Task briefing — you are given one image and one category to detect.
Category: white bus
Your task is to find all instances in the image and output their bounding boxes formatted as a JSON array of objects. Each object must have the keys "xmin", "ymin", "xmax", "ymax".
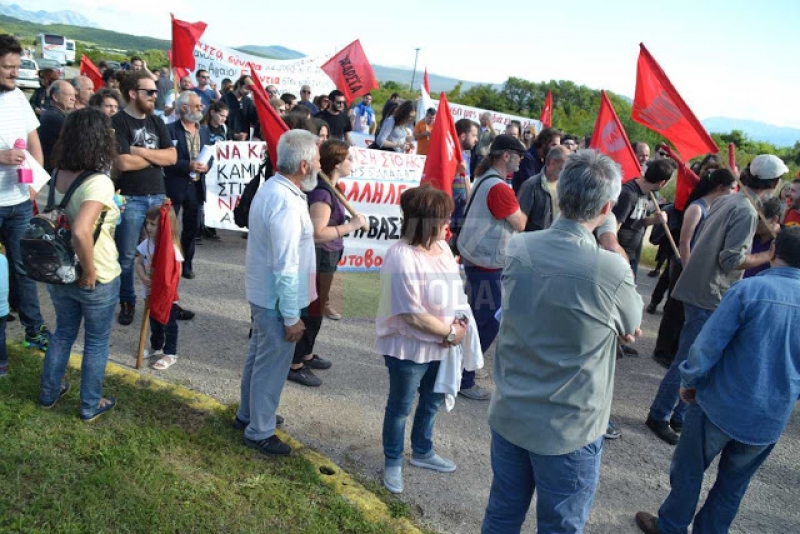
[
  {"xmin": 35, "ymin": 33, "xmax": 67, "ymax": 65},
  {"xmin": 65, "ymin": 39, "xmax": 76, "ymax": 65}
]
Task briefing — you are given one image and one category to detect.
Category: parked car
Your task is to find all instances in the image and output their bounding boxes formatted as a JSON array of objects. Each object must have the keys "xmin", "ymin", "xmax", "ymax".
[
  {"xmin": 35, "ymin": 58, "xmax": 65, "ymax": 79},
  {"xmin": 16, "ymin": 58, "xmax": 39, "ymax": 90},
  {"xmin": 103, "ymin": 60, "xmax": 122, "ymax": 71}
]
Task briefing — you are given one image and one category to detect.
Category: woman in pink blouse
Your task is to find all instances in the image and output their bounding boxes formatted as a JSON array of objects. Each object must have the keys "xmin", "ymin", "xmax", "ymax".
[{"xmin": 376, "ymin": 185, "xmax": 469, "ymax": 494}]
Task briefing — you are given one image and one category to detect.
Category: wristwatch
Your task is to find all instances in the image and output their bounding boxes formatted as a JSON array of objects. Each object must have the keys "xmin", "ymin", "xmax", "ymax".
[{"xmin": 445, "ymin": 325, "xmax": 456, "ymax": 344}]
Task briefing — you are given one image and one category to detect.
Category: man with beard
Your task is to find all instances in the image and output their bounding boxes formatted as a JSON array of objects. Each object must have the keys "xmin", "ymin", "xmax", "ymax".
[
  {"xmin": 165, "ymin": 92, "xmax": 212, "ymax": 280},
  {"xmin": 191, "ymin": 69, "xmax": 220, "ymax": 109},
  {"xmin": 112, "ymin": 70, "xmax": 177, "ymax": 326},
  {"xmin": 71, "ymin": 75, "xmax": 95, "ymax": 110},
  {"xmin": 39, "ymin": 80, "xmax": 76, "ymax": 173},
  {"xmin": 221, "ymin": 75, "xmax": 258, "ymax": 141},
  {"xmin": 234, "ymin": 130, "xmax": 320, "ymax": 456},
  {"xmin": 316, "ymin": 90, "xmax": 352, "ymax": 144},
  {"xmin": 0, "ymin": 34, "xmax": 51, "ymax": 352},
  {"xmin": 450, "ymin": 118, "xmax": 478, "ymax": 234}
]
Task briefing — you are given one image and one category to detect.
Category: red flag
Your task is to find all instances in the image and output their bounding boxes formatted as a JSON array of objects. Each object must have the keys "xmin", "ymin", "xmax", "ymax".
[
  {"xmin": 423, "ymin": 68, "xmax": 430, "ymax": 93},
  {"xmin": 167, "ymin": 51, "xmax": 190, "ymax": 80},
  {"xmin": 150, "ymin": 202, "xmax": 181, "ymax": 325},
  {"xmin": 657, "ymin": 143, "xmax": 699, "ymax": 211},
  {"xmin": 247, "ymin": 62, "xmax": 289, "ymax": 166},
  {"xmin": 539, "ymin": 91, "xmax": 552, "ymax": 128},
  {"xmin": 79, "ymin": 55, "xmax": 103, "ymax": 91},
  {"xmin": 589, "ymin": 91, "xmax": 642, "ymax": 183},
  {"xmin": 170, "ymin": 14, "xmax": 207, "ymax": 71},
  {"xmin": 420, "ymin": 93, "xmax": 463, "ymax": 197},
  {"xmin": 728, "ymin": 143, "xmax": 739, "ymax": 175},
  {"xmin": 632, "ymin": 43, "xmax": 718, "ymax": 160},
  {"xmin": 320, "ymin": 40, "xmax": 379, "ymax": 103}
]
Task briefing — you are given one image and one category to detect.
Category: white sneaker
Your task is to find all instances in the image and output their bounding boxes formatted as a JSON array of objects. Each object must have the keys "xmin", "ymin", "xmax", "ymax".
[
  {"xmin": 410, "ymin": 453, "xmax": 457, "ymax": 473},
  {"xmin": 144, "ymin": 348, "xmax": 164, "ymax": 361},
  {"xmin": 383, "ymin": 465, "xmax": 403, "ymax": 494}
]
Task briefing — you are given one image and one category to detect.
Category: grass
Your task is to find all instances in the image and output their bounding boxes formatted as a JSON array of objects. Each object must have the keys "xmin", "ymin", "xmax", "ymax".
[{"xmin": 0, "ymin": 345, "xmax": 409, "ymax": 534}]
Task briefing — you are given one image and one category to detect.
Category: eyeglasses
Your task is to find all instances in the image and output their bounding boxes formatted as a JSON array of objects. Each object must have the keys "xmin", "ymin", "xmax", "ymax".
[{"xmin": 136, "ymin": 89, "xmax": 158, "ymax": 97}]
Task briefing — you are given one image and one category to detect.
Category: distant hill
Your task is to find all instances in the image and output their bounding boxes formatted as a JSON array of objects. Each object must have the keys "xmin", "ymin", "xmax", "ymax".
[
  {"xmin": 237, "ymin": 45, "xmax": 304, "ymax": 60},
  {"xmin": 0, "ymin": 3, "xmax": 98, "ymax": 28},
  {"xmin": 702, "ymin": 117, "xmax": 800, "ymax": 148}
]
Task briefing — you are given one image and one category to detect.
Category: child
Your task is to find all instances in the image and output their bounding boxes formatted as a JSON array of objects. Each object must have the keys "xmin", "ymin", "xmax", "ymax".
[
  {"xmin": 0, "ymin": 246, "xmax": 8, "ymax": 378},
  {"xmin": 135, "ymin": 206, "xmax": 183, "ymax": 370}
]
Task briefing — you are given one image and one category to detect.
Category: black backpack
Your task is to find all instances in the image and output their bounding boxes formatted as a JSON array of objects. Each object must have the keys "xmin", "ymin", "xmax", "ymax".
[
  {"xmin": 233, "ymin": 153, "xmax": 271, "ymax": 228},
  {"xmin": 21, "ymin": 170, "xmax": 106, "ymax": 284}
]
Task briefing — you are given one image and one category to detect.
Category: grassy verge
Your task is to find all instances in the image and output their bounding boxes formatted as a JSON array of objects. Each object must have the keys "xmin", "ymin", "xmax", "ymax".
[{"xmin": 0, "ymin": 345, "xmax": 408, "ymax": 534}]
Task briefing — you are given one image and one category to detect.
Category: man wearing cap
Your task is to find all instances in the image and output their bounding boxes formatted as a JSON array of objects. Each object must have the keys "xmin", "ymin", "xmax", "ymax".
[
  {"xmin": 413, "ymin": 107, "xmax": 436, "ymax": 155},
  {"xmin": 644, "ymin": 154, "xmax": 787, "ymax": 446},
  {"xmin": 456, "ymin": 134, "xmax": 528, "ymax": 401}
]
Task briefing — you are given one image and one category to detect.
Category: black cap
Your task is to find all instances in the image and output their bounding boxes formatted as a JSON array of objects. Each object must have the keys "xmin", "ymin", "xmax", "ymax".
[{"xmin": 490, "ymin": 134, "xmax": 526, "ymax": 154}]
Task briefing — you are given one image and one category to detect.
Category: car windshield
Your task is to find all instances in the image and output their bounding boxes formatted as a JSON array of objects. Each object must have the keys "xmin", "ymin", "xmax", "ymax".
[
  {"xmin": 21, "ymin": 60, "xmax": 36, "ymax": 69},
  {"xmin": 37, "ymin": 60, "xmax": 58, "ymax": 68}
]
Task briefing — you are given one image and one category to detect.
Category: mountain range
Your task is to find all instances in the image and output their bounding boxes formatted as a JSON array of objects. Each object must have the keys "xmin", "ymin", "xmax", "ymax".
[{"xmin": 0, "ymin": 3, "xmax": 97, "ymax": 28}]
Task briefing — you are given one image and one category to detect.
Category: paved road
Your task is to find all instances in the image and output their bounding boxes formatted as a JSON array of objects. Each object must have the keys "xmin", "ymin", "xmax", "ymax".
[{"xmin": 12, "ymin": 230, "xmax": 800, "ymax": 533}]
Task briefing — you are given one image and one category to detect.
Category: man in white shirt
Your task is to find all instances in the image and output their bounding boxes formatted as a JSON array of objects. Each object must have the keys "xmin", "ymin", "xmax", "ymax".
[
  {"xmin": 0, "ymin": 34, "xmax": 51, "ymax": 351},
  {"xmin": 235, "ymin": 130, "xmax": 320, "ymax": 456}
]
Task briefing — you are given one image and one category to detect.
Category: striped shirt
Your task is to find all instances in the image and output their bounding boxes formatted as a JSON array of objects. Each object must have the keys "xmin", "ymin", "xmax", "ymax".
[{"xmin": 0, "ymin": 88, "xmax": 39, "ymax": 206}]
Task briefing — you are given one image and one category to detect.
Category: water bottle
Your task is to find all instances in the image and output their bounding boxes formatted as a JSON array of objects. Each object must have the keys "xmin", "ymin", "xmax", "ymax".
[{"xmin": 14, "ymin": 139, "xmax": 32, "ymax": 184}]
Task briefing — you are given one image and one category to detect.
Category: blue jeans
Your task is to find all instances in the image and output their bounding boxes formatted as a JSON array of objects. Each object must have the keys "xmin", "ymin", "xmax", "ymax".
[
  {"xmin": 237, "ymin": 304, "xmax": 295, "ymax": 441},
  {"xmin": 482, "ymin": 430, "xmax": 604, "ymax": 534},
  {"xmin": 115, "ymin": 194, "xmax": 166, "ymax": 304},
  {"xmin": 382, "ymin": 355, "xmax": 445, "ymax": 468},
  {"xmin": 0, "ymin": 316, "xmax": 7, "ymax": 370},
  {"xmin": 657, "ymin": 404, "xmax": 775, "ymax": 534},
  {"xmin": 39, "ymin": 277, "xmax": 120, "ymax": 418},
  {"xmin": 0, "ymin": 199, "xmax": 45, "ymax": 336},
  {"xmin": 649, "ymin": 303, "xmax": 713, "ymax": 424},
  {"xmin": 462, "ymin": 266, "xmax": 502, "ymax": 390}
]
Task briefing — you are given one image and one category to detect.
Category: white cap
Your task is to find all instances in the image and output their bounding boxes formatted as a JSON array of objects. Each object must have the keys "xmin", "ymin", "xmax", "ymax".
[{"xmin": 750, "ymin": 154, "xmax": 788, "ymax": 180}]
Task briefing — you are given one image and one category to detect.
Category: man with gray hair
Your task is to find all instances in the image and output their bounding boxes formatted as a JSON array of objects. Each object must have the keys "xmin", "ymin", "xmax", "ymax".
[
  {"xmin": 70, "ymin": 75, "xmax": 94, "ymax": 110},
  {"xmin": 472, "ymin": 111, "xmax": 497, "ymax": 176},
  {"xmin": 234, "ymin": 129, "xmax": 320, "ymax": 456},
  {"xmin": 482, "ymin": 149, "xmax": 643, "ymax": 533},
  {"xmin": 39, "ymin": 80, "xmax": 76, "ymax": 173},
  {"xmin": 517, "ymin": 144, "xmax": 569, "ymax": 232}
]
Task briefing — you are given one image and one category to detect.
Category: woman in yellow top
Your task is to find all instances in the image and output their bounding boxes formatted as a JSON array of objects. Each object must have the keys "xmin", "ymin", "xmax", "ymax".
[{"xmin": 39, "ymin": 108, "xmax": 122, "ymax": 422}]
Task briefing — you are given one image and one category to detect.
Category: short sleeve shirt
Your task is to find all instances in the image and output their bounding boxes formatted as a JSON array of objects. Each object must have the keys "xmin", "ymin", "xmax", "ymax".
[
  {"xmin": 612, "ymin": 180, "xmax": 649, "ymax": 254},
  {"xmin": 487, "ymin": 183, "xmax": 520, "ymax": 220},
  {"xmin": 112, "ymin": 110, "xmax": 173, "ymax": 196},
  {"xmin": 306, "ymin": 184, "xmax": 346, "ymax": 253},
  {"xmin": 0, "ymin": 88, "xmax": 40, "ymax": 207},
  {"xmin": 317, "ymin": 110, "xmax": 351, "ymax": 141}
]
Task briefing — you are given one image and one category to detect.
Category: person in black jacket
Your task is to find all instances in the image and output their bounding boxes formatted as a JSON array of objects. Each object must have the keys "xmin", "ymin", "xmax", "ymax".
[
  {"xmin": 220, "ymin": 75, "xmax": 258, "ymax": 141},
  {"xmin": 517, "ymin": 145, "xmax": 569, "ymax": 232},
  {"xmin": 38, "ymin": 80, "xmax": 76, "ymax": 173}
]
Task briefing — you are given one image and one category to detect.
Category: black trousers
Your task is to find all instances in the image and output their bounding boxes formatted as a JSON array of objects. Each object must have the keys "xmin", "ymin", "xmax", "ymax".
[
  {"xmin": 151, "ymin": 303, "xmax": 179, "ymax": 355},
  {"xmin": 293, "ymin": 247, "xmax": 343, "ymax": 364},
  {"xmin": 165, "ymin": 178, "xmax": 199, "ymax": 272},
  {"xmin": 653, "ymin": 259, "xmax": 684, "ymax": 360}
]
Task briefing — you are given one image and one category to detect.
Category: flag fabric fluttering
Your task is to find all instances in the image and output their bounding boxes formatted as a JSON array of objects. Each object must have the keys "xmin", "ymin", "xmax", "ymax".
[
  {"xmin": 320, "ymin": 39, "xmax": 379, "ymax": 104},
  {"xmin": 589, "ymin": 91, "xmax": 642, "ymax": 183},
  {"xmin": 420, "ymin": 93, "xmax": 463, "ymax": 197},
  {"xmin": 170, "ymin": 14, "xmax": 207, "ymax": 71},
  {"xmin": 79, "ymin": 55, "xmax": 103, "ymax": 92},
  {"xmin": 167, "ymin": 51, "xmax": 190, "ymax": 81},
  {"xmin": 423, "ymin": 68, "xmax": 431, "ymax": 94},
  {"xmin": 539, "ymin": 91, "xmax": 553, "ymax": 128},
  {"xmin": 632, "ymin": 43, "xmax": 717, "ymax": 160},
  {"xmin": 658, "ymin": 143, "xmax": 699, "ymax": 211},
  {"xmin": 149, "ymin": 202, "xmax": 181, "ymax": 325},
  {"xmin": 247, "ymin": 62, "xmax": 289, "ymax": 166}
]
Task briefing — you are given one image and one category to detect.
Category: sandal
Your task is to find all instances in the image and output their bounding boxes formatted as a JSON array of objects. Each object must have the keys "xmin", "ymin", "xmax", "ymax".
[{"xmin": 152, "ymin": 355, "xmax": 178, "ymax": 370}]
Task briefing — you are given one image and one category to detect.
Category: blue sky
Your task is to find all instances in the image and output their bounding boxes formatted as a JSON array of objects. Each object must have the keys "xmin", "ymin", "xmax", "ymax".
[{"xmin": 30, "ymin": 0, "xmax": 800, "ymax": 128}]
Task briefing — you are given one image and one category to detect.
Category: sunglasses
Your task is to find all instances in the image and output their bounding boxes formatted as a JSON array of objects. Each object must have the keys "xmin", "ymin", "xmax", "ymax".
[
  {"xmin": 334, "ymin": 100, "xmax": 346, "ymax": 105},
  {"xmin": 136, "ymin": 89, "xmax": 158, "ymax": 97}
]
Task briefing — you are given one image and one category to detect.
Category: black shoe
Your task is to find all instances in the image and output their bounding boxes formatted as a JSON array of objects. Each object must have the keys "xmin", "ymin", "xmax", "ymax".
[
  {"xmin": 118, "ymin": 302, "xmax": 135, "ymax": 326},
  {"xmin": 305, "ymin": 354, "xmax": 332, "ymax": 370},
  {"xmin": 635, "ymin": 511, "xmax": 660, "ymax": 534},
  {"xmin": 645, "ymin": 416, "xmax": 679, "ymax": 445},
  {"xmin": 175, "ymin": 305, "xmax": 195, "ymax": 321},
  {"xmin": 182, "ymin": 270, "xmax": 196, "ymax": 280},
  {"xmin": 620, "ymin": 345, "xmax": 639, "ymax": 357},
  {"xmin": 243, "ymin": 435, "xmax": 291, "ymax": 456},
  {"xmin": 3, "ymin": 314, "xmax": 15, "ymax": 322},
  {"xmin": 652, "ymin": 354, "xmax": 673, "ymax": 369},
  {"xmin": 288, "ymin": 366, "xmax": 322, "ymax": 387},
  {"xmin": 233, "ymin": 415, "xmax": 284, "ymax": 430},
  {"xmin": 646, "ymin": 302, "xmax": 658, "ymax": 314},
  {"xmin": 647, "ymin": 269, "xmax": 661, "ymax": 278},
  {"xmin": 669, "ymin": 417, "xmax": 683, "ymax": 434}
]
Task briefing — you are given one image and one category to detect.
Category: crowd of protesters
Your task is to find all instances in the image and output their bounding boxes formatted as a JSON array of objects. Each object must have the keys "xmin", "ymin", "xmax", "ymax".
[{"xmin": 3, "ymin": 33, "xmax": 800, "ymax": 533}]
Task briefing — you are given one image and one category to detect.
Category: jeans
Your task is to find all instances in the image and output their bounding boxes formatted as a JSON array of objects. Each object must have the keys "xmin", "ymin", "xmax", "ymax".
[
  {"xmin": 649, "ymin": 303, "xmax": 713, "ymax": 424},
  {"xmin": 462, "ymin": 266, "xmax": 502, "ymax": 390},
  {"xmin": 0, "ymin": 199, "xmax": 45, "ymax": 336},
  {"xmin": 0, "ymin": 316, "xmax": 7, "ymax": 370},
  {"xmin": 39, "ymin": 277, "xmax": 120, "ymax": 418},
  {"xmin": 165, "ymin": 179, "xmax": 198, "ymax": 273},
  {"xmin": 237, "ymin": 303, "xmax": 295, "ymax": 441},
  {"xmin": 293, "ymin": 248, "xmax": 342, "ymax": 363},
  {"xmin": 482, "ymin": 430, "xmax": 604, "ymax": 534},
  {"xmin": 150, "ymin": 303, "xmax": 179, "ymax": 355},
  {"xmin": 657, "ymin": 404, "xmax": 775, "ymax": 534},
  {"xmin": 382, "ymin": 355, "xmax": 445, "ymax": 468},
  {"xmin": 115, "ymin": 194, "xmax": 166, "ymax": 305}
]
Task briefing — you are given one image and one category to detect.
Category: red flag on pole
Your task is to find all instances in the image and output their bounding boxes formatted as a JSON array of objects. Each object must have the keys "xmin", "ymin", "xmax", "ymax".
[
  {"xmin": 320, "ymin": 40, "xmax": 379, "ymax": 104},
  {"xmin": 420, "ymin": 93, "xmax": 463, "ymax": 197},
  {"xmin": 247, "ymin": 62, "xmax": 289, "ymax": 166},
  {"xmin": 79, "ymin": 55, "xmax": 103, "ymax": 91},
  {"xmin": 167, "ymin": 51, "xmax": 190, "ymax": 80},
  {"xmin": 657, "ymin": 143, "xmax": 699, "ymax": 211},
  {"xmin": 539, "ymin": 91, "xmax": 553, "ymax": 128},
  {"xmin": 423, "ymin": 68, "xmax": 430, "ymax": 94},
  {"xmin": 150, "ymin": 202, "xmax": 181, "ymax": 325},
  {"xmin": 170, "ymin": 14, "xmax": 207, "ymax": 71},
  {"xmin": 632, "ymin": 43, "xmax": 718, "ymax": 160},
  {"xmin": 728, "ymin": 143, "xmax": 739, "ymax": 175},
  {"xmin": 589, "ymin": 91, "xmax": 642, "ymax": 183}
]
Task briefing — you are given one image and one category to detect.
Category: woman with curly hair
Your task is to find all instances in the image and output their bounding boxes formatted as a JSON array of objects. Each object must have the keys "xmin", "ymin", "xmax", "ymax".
[{"xmin": 375, "ymin": 100, "xmax": 416, "ymax": 153}]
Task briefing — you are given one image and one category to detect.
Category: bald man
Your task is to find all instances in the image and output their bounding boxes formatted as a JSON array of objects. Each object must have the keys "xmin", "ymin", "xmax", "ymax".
[
  {"xmin": 40, "ymin": 80, "xmax": 76, "ymax": 172},
  {"xmin": 71, "ymin": 75, "xmax": 95, "ymax": 110}
]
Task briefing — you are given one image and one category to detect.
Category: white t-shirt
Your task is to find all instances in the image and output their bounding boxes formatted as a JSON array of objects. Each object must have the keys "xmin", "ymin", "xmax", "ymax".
[
  {"xmin": 136, "ymin": 237, "xmax": 184, "ymax": 300},
  {"xmin": 162, "ymin": 92, "xmax": 178, "ymax": 124},
  {"xmin": 0, "ymin": 88, "xmax": 40, "ymax": 207}
]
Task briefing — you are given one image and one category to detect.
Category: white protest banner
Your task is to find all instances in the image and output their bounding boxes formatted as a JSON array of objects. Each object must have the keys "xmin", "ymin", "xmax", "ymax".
[
  {"xmin": 192, "ymin": 40, "xmax": 335, "ymax": 98},
  {"xmin": 426, "ymin": 96, "xmax": 542, "ymax": 134},
  {"xmin": 204, "ymin": 141, "xmax": 267, "ymax": 231}
]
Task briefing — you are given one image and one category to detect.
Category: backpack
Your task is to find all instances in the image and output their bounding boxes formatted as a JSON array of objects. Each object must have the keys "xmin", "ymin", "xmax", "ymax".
[
  {"xmin": 21, "ymin": 170, "xmax": 106, "ymax": 285},
  {"xmin": 233, "ymin": 155, "xmax": 271, "ymax": 228}
]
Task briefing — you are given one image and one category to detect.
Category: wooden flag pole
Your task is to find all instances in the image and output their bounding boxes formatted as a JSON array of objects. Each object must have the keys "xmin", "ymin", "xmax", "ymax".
[
  {"xmin": 319, "ymin": 171, "xmax": 369, "ymax": 231},
  {"xmin": 648, "ymin": 192, "xmax": 681, "ymax": 260},
  {"xmin": 136, "ymin": 296, "xmax": 150, "ymax": 370},
  {"xmin": 733, "ymin": 177, "xmax": 777, "ymax": 240}
]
